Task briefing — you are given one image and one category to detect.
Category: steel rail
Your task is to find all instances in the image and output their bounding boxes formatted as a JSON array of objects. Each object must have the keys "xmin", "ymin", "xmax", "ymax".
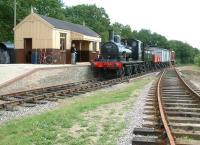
[
  {"xmin": 156, "ymin": 69, "xmax": 176, "ymax": 145},
  {"xmin": 133, "ymin": 67, "xmax": 200, "ymax": 145},
  {"xmin": 175, "ymin": 68, "xmax": 200, "ymax": 99}
]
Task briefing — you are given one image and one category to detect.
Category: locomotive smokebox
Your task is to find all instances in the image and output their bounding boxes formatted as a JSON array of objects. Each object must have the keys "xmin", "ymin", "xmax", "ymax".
[{"xmin": 109, "ymin": 30, "xmax": 114, "ymax": 42}]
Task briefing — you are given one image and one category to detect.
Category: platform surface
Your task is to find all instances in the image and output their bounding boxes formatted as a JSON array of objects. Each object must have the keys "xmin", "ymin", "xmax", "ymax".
[{"xmin": 0, "ymin": 63, "xmax": 90, "ymax": 85}]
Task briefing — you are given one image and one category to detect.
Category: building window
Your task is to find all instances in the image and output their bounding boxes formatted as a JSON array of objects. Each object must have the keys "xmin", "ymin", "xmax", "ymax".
[
  {"xmin": 60, "ymin": 33, "xmax": 66, "ymax": 50},
  {"xmin": 93, "ymin": 42, "xmax": 97, "ymax": 52}
]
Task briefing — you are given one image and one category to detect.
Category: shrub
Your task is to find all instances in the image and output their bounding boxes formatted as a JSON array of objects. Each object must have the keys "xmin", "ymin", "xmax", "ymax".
[{"xmin": 194, "ymin": 55, "xmax": 200, "ymax": 66}]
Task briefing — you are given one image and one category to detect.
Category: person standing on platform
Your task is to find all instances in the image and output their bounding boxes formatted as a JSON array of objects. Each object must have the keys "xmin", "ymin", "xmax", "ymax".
[{"xmin": 71, "ymin": 43, "xmax": 77, "ymax": 64}]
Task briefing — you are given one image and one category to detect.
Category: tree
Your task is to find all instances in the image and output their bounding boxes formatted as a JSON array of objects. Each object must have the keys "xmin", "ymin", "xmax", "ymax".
[
  {"xmin": 0, "ymin": 0, "xmax": 15, "ymax": 41},
  {"xmin": 64, "ymin": 4, "xmax": 110, "ymax": 41},
  {"xmin": 111, "ymin": 22, "xmax": 123, "ymax": 35},
  {"xmin": 194, "ymin": 54, "xmax": 200, "ymax": 66},
  {"xmin": 34, "ymin": 0, "xmax": 65, "ymax": 20},
  {"xmin": 168, "ymin": 40, "xmax": 198, "ymax": 64},
  {"xmin": 151, "ymin": 32, "xmax": 168, "ymax": 48},
  {"xmin": 111, "ymin": 22, "xmax": 132, "ymax": 39},
  {"xmin": 0, "ymin": 0, "xmax": 65, "ymax": 42}
]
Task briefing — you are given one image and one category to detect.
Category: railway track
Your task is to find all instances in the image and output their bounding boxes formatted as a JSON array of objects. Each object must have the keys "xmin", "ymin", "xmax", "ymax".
[
  {"xmin": 180, "ymin": 75, "xmax": 200, "ymax": 95},
  {"xmin": 0, "ymin": 70, "xmax": 158, "ymax": 111},
  {"xmin": 132, "ymin": 68, "xmax": 200, "ymax": 145}
]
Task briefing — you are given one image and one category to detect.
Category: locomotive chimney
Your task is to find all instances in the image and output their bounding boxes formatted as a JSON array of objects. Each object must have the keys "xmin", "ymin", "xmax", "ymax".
[{"xmin": 108, "ymin": 30, "xmax": 114, "ymax": 42}]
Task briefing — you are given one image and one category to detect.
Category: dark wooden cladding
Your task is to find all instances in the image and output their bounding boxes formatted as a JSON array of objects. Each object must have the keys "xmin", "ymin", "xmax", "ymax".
[
  {"xmin": 15, "ymin": 48, "xmax": 99, "ymax": 64},
  {"xmin": 66, "ymin": 49, "xmax": 71, "ymax": 64},
  {"xmin": 77, "ymin": 51, "xmax": 99, "ymax": 62},
  {"xmin": 60, "ymin": 51, "xmax": 66, "ymax": 64},
  {"xmin": 15, "ymin": 49, "xmax": 25, "ymax": 63},
  {"xmin": 79, "ymin": 51, "xmax": 89, "ymax": 62}
]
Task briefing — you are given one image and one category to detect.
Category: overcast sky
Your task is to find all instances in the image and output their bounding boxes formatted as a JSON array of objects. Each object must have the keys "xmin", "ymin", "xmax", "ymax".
[{"xmin": 63, "ymin": 0, "xmax": 200, "ymax": 49}]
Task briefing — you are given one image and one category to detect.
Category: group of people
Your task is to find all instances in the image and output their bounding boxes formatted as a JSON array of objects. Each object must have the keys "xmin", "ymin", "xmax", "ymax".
[{"xmin": 71, "ymin": 43, "xmax": 77, "ymax": 64}]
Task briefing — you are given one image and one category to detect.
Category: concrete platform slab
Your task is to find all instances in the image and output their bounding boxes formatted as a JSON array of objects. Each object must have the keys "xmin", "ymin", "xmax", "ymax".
[{"xmin": 0, "ymin": 63, "xmax": 92, "ymax": 95}]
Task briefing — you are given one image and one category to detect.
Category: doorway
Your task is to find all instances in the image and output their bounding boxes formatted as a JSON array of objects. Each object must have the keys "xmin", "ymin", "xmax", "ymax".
[
  {"xmin": 71, "ymin": 40, "xmax": 90, "ymax": 62},
  {"xmin": 72, "ymin": 40, "xmax": 81, "ymax": 62},
  {"xmin": 24, "ymin": 38, "xmax": 32, "ymax": 63}
]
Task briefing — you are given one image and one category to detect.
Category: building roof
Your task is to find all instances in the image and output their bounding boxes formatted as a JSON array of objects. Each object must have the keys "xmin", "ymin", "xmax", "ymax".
[{"xmin": 40, "ymin": 15, "xmax": 100, "ymax": 38}]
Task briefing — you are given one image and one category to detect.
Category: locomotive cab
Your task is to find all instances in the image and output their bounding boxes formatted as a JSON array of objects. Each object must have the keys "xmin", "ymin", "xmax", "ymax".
[{"xmin": 122, "ymin": 39, "xmax": 144, "ymax": 61}]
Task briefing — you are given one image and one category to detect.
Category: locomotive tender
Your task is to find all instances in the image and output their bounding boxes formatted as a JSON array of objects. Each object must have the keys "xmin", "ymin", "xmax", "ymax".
[{"xmin": 91, "ymin": 30, "xmax": 175, "ymax": 77}]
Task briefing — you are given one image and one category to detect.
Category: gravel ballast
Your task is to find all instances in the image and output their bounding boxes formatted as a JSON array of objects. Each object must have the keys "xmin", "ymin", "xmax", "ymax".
[
  {"xmin": 116, "ymin": 81, "xmax": 153, "ymax": 145},
  {"xmin": 0, "ymin": 101, "xmax": 58, "ymax": 124}
]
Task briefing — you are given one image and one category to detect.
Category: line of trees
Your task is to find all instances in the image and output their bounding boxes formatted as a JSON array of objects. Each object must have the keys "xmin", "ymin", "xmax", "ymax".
[{"xmin": 0, "ymin": 0, "xmax": 199, "ymax": 64}]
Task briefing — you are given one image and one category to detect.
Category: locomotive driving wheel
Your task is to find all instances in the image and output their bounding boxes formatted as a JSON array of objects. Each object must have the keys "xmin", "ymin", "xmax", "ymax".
[
  {"xmin": 116, "ymin": 67, "xmax": 125, "ymax": 78},
  {"xmin": 126, "ymin": 66, "xmax": 132, "ymax": 76}
]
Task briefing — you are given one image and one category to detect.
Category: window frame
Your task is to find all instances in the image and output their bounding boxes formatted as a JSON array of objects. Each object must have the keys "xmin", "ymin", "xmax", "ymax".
[{"xmin": 60, "ymin": 33, "xmax": 66, "ymax": 51}]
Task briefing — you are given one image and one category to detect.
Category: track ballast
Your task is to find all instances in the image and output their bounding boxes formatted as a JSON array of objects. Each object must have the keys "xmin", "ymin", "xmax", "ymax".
[{"xmin": 132, "ymin": 67, "xmax": 200, "ymax": 145}]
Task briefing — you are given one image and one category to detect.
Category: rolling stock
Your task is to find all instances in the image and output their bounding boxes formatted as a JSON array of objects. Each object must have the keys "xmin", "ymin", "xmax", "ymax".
[{"xmin": 91, "ymin": 31, "xmax": 175, "ymax": 78}]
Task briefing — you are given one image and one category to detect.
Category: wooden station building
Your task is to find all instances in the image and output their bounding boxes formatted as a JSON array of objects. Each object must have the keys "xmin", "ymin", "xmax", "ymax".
[{"xmin": 14, "ymin": 12, "xmax": 101, "ymax": 64}]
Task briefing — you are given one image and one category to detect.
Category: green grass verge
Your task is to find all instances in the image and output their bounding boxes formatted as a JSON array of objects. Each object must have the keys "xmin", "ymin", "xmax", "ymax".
[
  {"xmin": 0, "ymin": 77, "xmax": 153, "ymax": 145},
  {"xmin": 178, "ymin": 64, "xmax": 200, "ymax": 70}
]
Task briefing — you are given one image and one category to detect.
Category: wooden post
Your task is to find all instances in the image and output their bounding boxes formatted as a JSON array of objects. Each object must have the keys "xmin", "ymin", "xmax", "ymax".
[{"xmin": 79, "ymin": 41, "xmax": 82, "ymax": 62}]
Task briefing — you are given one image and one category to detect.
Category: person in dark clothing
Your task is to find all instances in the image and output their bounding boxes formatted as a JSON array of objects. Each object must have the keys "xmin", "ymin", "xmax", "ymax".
[{"xmin": 71, "ymin": 43, "xmax": 77, "ymax": 64}]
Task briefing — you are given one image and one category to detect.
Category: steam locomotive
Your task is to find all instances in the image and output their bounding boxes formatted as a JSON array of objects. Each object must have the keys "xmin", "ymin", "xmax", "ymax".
[{"xmin": 91, "ymin": 30, "xmax": 175, "ymax": 77}]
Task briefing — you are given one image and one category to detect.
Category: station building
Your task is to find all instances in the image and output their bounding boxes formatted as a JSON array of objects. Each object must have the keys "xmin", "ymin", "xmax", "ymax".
[{"xmin": 14, "ymin": 12, "xmax": 101, "ymax": 64}]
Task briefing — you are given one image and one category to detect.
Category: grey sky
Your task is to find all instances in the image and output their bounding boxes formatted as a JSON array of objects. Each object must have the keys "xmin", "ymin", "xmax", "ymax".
[{"xmin": 64, "ymin": 0, "xmax": 200, "ymax": 49}]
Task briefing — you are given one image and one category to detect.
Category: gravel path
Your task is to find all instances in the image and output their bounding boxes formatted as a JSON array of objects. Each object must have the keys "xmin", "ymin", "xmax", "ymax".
[
  {"xmin": 116, "ymin": 80, "xmax": 153, "ymax": 145},
  {"xmin": 0, "ymin": 101, "xmax": 58, "ymax": 124}
]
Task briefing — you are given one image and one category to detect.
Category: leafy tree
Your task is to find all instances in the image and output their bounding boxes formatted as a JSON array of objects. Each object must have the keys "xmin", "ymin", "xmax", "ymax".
[
  {"xmin": 151, "ymin": 32, "xmax": 168, "ymax": 48},
  {"xmin": 34, "ymin": 0, "xmax": 65, "ymax": 20},
  {"xmin": 111, "ymin": 22, "xmax": 132, "ymax": 39},
  {"xmin": 0, "ymin": 0, "xmax": 65, "ymax": 42},
  {"xmin": 64, "ymin": 4, "xmax": 110, "ymax": 41},
  {"xmin": 0, "ymin": 0, "xmax": 15, "ymax": 41},
  {"xmin": 136, "ymin": 29, "xmax": 152, "ymax": 46},
  {"xmin": 168, "ymin": 40, "xmax": 198, "ymax": 64},
  {"xmin": 132, "ymin": 30, "xmax": 138, "ymax": 39},
  {"xmin": 194, "ymin": 54, "xmax": 200, "ymax": 66}
]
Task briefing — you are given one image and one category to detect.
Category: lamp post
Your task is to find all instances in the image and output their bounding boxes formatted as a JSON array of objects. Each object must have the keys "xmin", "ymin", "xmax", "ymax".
[{"xmin": 14, "ymin": 0, "xmax": 16, "ymax": 27}]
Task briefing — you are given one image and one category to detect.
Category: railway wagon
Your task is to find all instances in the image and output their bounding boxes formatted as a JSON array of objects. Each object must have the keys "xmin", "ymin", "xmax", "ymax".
[
  {"xmin": 170, "ymin": 49, "xmax": 176, "ymax": 64},
  {"xmin": 91, "ymin": 31, "xmax": 174, "ymax": 78},
  {"xmin": 147, "ymin": 47, "xmax": 171, "ymax": 67}
]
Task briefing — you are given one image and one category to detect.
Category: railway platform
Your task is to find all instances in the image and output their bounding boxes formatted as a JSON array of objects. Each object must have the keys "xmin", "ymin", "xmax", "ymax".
[{"xmin": 0, "ymin": 63, "xmax": 93, "ymax": 95}]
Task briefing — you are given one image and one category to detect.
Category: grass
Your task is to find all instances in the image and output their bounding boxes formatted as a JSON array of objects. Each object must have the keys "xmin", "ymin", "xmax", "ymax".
[
  {"xmin": 0, "ymin": 76, "xmax": 153, "ymax": 145},
  {"xmin": 178, "ymin": 64, "xmax": 200, "ymax": 70}
]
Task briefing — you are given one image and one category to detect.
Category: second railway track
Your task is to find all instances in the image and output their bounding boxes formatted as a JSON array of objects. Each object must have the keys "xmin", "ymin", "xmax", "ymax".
[
  {"xmin": 132, "ymin": 67, "xmax": 200, "ymax": 145},
  {"xmin": 0, "ymin": 70, "xmax": 157, "ymax": 111}
]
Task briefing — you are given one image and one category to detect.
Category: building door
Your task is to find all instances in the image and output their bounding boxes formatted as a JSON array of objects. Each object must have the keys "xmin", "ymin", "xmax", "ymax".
[
  {"xmin": 24, "ymin": 38, "xmax": 32, "ymax": 63},
  {"xmin": 72, "ymin": 40, "xmax": 81, "ymax": 62}
]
